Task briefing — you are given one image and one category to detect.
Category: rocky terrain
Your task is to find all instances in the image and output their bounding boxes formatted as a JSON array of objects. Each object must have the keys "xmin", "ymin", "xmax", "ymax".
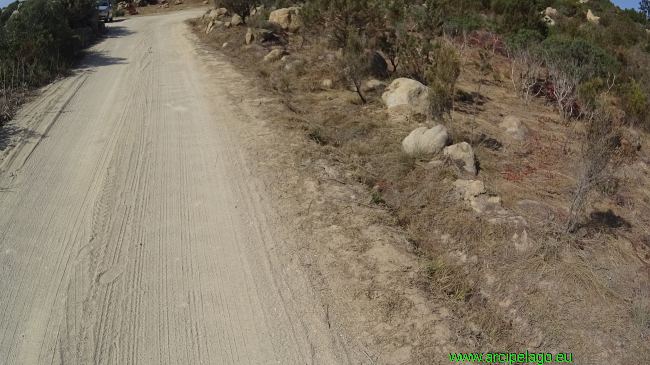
[{"xmin": 191, "ymin": 2, "xmax": 650, "ymax": 363}]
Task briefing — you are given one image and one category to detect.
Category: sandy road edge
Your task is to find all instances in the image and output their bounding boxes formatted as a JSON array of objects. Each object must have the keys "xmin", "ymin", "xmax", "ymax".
[
  {"xmin": 183, "ymin": 20, "xmax": 458, "ymax": 365},
  {"xmin": 0, "ymin": 74, "xmax": 88, "ymax": 176}
]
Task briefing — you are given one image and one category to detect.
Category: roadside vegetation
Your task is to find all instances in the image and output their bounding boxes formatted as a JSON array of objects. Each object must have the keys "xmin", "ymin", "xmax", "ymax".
[
  {"xmin": 0, "ymin": 0, "xmax": 100, "ymax": 124},
  {"xmin": 194, "ymin": 0, "xmax": 650, "ymax": 362}
]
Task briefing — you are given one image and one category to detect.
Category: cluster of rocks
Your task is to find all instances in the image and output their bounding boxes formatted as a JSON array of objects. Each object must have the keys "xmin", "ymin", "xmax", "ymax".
[
  {"xmin": 374, "ymin": 75, "xmax": 535, "ymax": 232},
  {"xmin": 202, "ymin": 6, "xmax": 305, "ymax": 63},
  {"xmin": 541, "ymin": 5, "xmax": 601, "ymax": 27},
  {"xmin": 200, "ymin": 5, "xmax": 536, "ymax": 238},
  {"xmin": 202, "ymin": 8, "xmax": 238, "ymax": 32},
  {"xmin": 381, "ymin": 76, "xmax": 530, "ymax": 177}
]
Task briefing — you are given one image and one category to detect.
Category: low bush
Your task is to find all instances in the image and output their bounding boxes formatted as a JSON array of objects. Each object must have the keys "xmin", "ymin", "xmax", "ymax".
[
  {"xmin": 541, "ymin": 36, "xmax": 618, "ymax": 119},
  {"xmin": 339, "ymin": 29, "xmax": 370, "ymax": 104},
  {"xmin": 621, "ymin": 80, "xmax": 649, "ymax": 129},
  {"xmin": 302, "ymin": 0, "xmax": 383, "ymax": 47},
  {"xmin": 426, "ymin": 41, "xmax": 460, "ymax": 120}
]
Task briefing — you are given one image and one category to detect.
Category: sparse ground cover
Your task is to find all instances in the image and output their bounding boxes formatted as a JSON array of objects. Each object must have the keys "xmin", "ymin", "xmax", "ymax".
[{"xmin": 190, "ymin": 2, "xmax": 650, "ymax": 363}]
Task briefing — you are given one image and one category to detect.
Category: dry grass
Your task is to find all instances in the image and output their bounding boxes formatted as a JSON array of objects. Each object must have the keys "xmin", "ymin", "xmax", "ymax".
[
  {"xmin": 191, "ymin": 14, "xmax": 650, "ymax": 363},
  {"xmin": 0, "ymin": 87, "xmax": 28, "ymax": 126}
]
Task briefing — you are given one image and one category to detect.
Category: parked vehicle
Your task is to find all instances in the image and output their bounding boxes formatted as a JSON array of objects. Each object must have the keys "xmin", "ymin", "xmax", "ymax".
[{"xmin": 97, "ymin": 0, "xmax": 114, "ymax": 23}]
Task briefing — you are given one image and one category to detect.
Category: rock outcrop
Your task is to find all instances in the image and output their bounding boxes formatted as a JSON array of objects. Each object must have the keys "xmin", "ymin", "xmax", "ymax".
[
  {"xmin": 269, "ymin": 7, "xmax": 302, "ymax": 32},
  {"xmin": 499, "ymin": 115, "xmax": 528, "ymax": 141}
]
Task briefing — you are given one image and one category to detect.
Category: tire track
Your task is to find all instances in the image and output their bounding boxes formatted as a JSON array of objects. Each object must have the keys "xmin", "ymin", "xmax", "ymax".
[{"xmin": 0, "ymin": 10, "xmax": 361, "ymax": 365}]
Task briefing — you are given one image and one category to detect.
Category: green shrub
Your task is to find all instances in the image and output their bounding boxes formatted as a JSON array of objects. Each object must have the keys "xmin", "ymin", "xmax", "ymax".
[
  {"xmin": 426, "ymin": 41, "xmax": 461, "ymax": 120},
  {"xmin": 443, "ymin": 14, "xmax": 485, "ymax": 37},
  {"xmin": 3, "ymin": 0, "xmax": 76, "ymax": 85},
  {"xmin": 396, "ymin": 32, "xmax": 432, "ymax": 83},
  {"xmin": 506, "ymin": 28, "xmax": 544, "ymax": 52},
  {"xmin": 542, "ymin": 36, "xmax": 619, "ymax": 82},
  {"xmin": 61, "ymin": 0, "xmax": 99, "ymax": 29},
  {"xmin": 541, "ymin": 36, "xmax": 613, "ymax": 119},
  {"xmin": 339, "ymin": 29, "xmax": 370, "ymax": 104},
  {"xmin": 490, "ymin": 0, "xmax": 548, "ymax": 36},
  {"xmin": 0, "ymin": 0, "xmax": 98, "ymax": 90},
  {"xmin": 622, "ymin": 80, "xmax": 649, "ymax": 128},
  {"xmin": 302, "ymin": 0, "xmax": 383, "ymax": 47},
  {"xmin": 577, "ymin": 77, "xmax": 607, "ymax": 110}
]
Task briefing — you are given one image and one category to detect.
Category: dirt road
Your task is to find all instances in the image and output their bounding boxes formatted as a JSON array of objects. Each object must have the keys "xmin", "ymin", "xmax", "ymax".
[{"xmin": 0, "ymin": 10, "xmax": 357, "ymax": 364}]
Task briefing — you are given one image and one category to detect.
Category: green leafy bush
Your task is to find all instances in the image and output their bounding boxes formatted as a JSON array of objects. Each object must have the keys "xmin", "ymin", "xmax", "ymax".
[
  {"xmin": 302, "ymin": 0, "xmax": 383, "ymax": 47},
  {"xmin": 0, "ymin": 0, "xmax": 98, "ymax": 114},
  {"xmin": 541, "ymin": 36, "xmax": 618, "ymax": 119},
  {"xmin": 542, "ymin": 36, "xmax": 618, "ymax": 81},
  {"xmin": 426, "ymin": 41, "xmax": 461, "ymax": 120},
  {"xmin": 490, "ymin": 0, "xmax": 548, "ymax": 36},
  {"xmin": 622, "ymin": 80, "xmax": 649, "ymax": 128},
  {"xmin": 2, "ymin": 0, "xmax": 77, "ymax": 85},
  {"xmin": 339, "ymin": 29, "xmax": 371, "ymax": 104}
]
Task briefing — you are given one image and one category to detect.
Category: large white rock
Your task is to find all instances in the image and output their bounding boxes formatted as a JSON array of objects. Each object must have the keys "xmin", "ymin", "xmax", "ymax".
[
  {"xmin": 499, "ymin": 115, "xmax": 528, "ymax": 141},
  {"xmin": 544, "ymin": 7, "xmax": 558, "ymax": 17},
  {"xmin": 402, "ymin": 125, "xmax": 448, "ymax": 156},
  {"xmin": 444, "ymin": 142, "xmax": 477, "ymax": 175},
  {"xmin": 382, "ymin": 78, "xmax": 430, "ymax": 116},
  {"xmin": 269, "ymin": 7, "xmax": 302, "ymax": 32},
  {"xmin": 586, "ymin": 9, "xmax": 600, "ymax": 24}
]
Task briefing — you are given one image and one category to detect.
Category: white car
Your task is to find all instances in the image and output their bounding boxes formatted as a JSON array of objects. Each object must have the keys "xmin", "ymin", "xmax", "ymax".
[{"xmin": 97, "ymin": 0, "xmax": 114, "ymax": 23}]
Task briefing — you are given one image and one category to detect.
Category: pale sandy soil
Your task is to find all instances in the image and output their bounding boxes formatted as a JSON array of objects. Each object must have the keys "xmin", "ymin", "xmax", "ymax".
[{"xmin": 0, "ymin": 10, "xmax": 389, "ymax": 364}]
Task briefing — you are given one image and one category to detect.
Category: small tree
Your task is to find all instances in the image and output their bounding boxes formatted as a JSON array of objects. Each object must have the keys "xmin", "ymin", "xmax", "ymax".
[
  {"xmin": 507, "ymin": 29, "xmax": 544, "ymax": 104},
  {"xmin": 546, "ymin": 58, "xmax": 581, "ymax": 120},
  {"xmin": 339, "ymin": 29, "xmax": 369, "ymax": 104},
  {"xmin": 566, "ymin": 104, "xmax": 621, "ymax": 233},
  {"xmin": 542, "ymin": 37, "xmax": 618, "ymax": 121},
  {"xmin": 302, "ymin": 0, "xmax": 383, "ymax": 48},
  {"xmin": 425, "ymin": 41, "xmax": 460, "ymax": 120},
  {"xmin": 622, "ymin": 79, "xmax": 649, "ymax": 128},
  {"xmin": 219, "ymin": 0, "xmax": 258, "ymax": 21},
  {"xmin": 396, "ymin": 31, "xmax": 432, "ymax": 83},
  {"xmin": 374, "ymin": 29, "xmax": 399, "ymax": 73},
  {"xmin": 641, "ymin": 0, "xmax": 650, "ymax": 20},
  {"xmin": 510, "ymin": 48, "xmax": 543, "ymax": 104}
]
